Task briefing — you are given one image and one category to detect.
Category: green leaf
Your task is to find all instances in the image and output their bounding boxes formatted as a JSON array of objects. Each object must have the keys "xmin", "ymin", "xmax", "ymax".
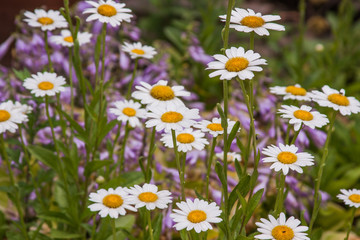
[
  {"xmin": 102, "ymin": 171, "xmax": 144, "ymax": 188},
  {"xmin": 98, "ymin": 120, "xmax": 118, "ymax": 143},
  {"xmin": 50, "ymin": 230, "xmax": 82, "ymax": 239},
  {"xmin": 38, "ymin": 211, "xmax": 72, "ymax": 225},
  {"xmin": 215, "ymin": 162, "xmax": 226, "ymax": 188},
  {"xmin": 84, "ymin": 160, "xmax": 112, "ymax": 177},
  {"xmin": 244, "ymin": 189, "xmax": 264, "ymax": 224},
  {"xmin": 13, "ymin": 68, "xmax": 31, "ymax": 81},
  {"xmin": 228, "ymin": 175, "xmax": 250, "ymax": 210},
  {"xmin": 27, "ymin": 145, "xmax": 59, "ymax": 172},
  {"xmin": 226, "ymin": 121, "xmax": 240, "ymax": 151},
  {"xmin": 115, "ymin": 215, "xmax": 135, "ymax": 230},
  {"xmin": 153, "ymin": 213, "xmax": 163, "ymax": 240}
]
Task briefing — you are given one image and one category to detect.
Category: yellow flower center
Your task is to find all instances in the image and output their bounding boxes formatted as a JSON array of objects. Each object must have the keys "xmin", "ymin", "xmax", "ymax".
[
  {"xmin": 138, "ymin": 192, "xmax": 158, "ymax": 202},
  {"xmin": 102, "ymin": 194, "xmax": 123, "ymax": 208},
  {"xmin": 225, "ymin": 57, "xmax": 249, "ymax": 72},
  {"xmin": 131, "ymin": 49, "xmax": 145, "ymax": 55},
  {"xmin": 176, "ymin": 133, "xmax": 195, "ymax": 144},
  {"xmin": 150, "ymin": 85, "xmax": 175, "ymax": 101},
  {"xmin": 0, "ymin": 110, "xmax": 11, "ymax": 122},
  {"xmin": 38, "ymin": 81, "xmax": 54, "ymax": 90},
  {"xmin": 285, "ymin": 86, "xmax": 307, "ymax": 96},
  {"xmin": 207, "ymin": 123, "xmax": 223, "ymax": 131},
  {"xmin": 271, "ymin": 225, "xmax": 295, "ymax": 240},
  {"xmin": 277, "ymin": 152, "xmax": 297, "ymax": 164},
  {"xmin": 293, "ymin": 110, "xmax": 313, "ymax": 121},
  {"xmin": 187, "ymin": 210, "xmax": 207, "ymax": 223},
  {"xmin": 161, "ymin": 111, "xmax": 183, "ymax": 123},
  {"xmin": 240, "ymin": 16, "xmax": 265, "ymax": 28},
  {"xmin": 122, "ymin": 107, "xmax": 136, "ymax": 117},
  {"xmin": 37, "ymin": 17, "xmax": 54, "ymax": 25},
  {"xmin": 64, "ymin": 36, "xmax": 73, "ymax": 43},
  {"xmin": 349, "ymin": 194, "xmax": 360, "ymax": 203},
  {"xmin": 327, "ymin": 93, "xmax": 350, "ymax": 106},
  {"xmin": 97, "ymin": 4, "xmax": 117, "ymax": 17}
]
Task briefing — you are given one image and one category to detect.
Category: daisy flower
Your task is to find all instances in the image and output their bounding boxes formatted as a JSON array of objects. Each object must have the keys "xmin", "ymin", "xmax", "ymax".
[
  {"xmin": 88, "ymin": 187, "xmax": 137, "ymax": 218},
  {"xmin": 311, "ymin": 85, "xmax": 360, "ymax": 116},
  {"xmin": 195, "ymin": 117, "xmax": 238, "ymax": 137},
  {"xmin": 337, "ymin": 189, "xmax": 360, "ymax": 208},
  {"xmin": 24, "ymin": 9, "xmax": 68, "ymax": 31},
  {"xmin": 145, "ymin": 105, "xmax": 200, "ymax": 132},
  {"xmin": 109, "ymin": 99, "xmax": 147, "ymax": 128},
  {"xmin": 262, "ymin": 143, "xmax": 314, "ymax": 175},
  {"xmin": 255, "ymin": 212, "xmax": 309, "ymax": 240},
  {"xmin": 207, "ymin": 46, "xmax": 267, "ymax": 80},
  {"xmin": 0, "ymin": 101, "xmax": 28, "ymax": 134},
  {"xmin": 23, "ymin": 72, "xmax": 66, "ymax": 97},
  {"xmin": 146, "ymin": 105, "xmax": 200, "ymax": 132},
  {"xmin": 122, "ymin": 42, "xmax": 157, "ymax": 59},
  {"xmin": 161, "ymin": 128, "xmax": 209, "ymax": 152},
  {"xmin": 50, "ymin": 30, "xmax": 92, "ymax": 47},
  {"xmin": 216, "ymin": 152, "xmax": 241, "ymax": 162},
  {"xmin": 126, "ymin": 184, "xmax": 172, "ymax": 210},
  {"xmin": 6, "ymin": 101, "xmax": 33, "ymax": 123},
  {"xmin": 132, "ymin": 80, "xmax": 190, "ymax": 109},
  {"xmin": 278, "ymin": 105, "xmax": 329, "ymax": 131},
  {"xmin": 270, "ymin": 84, "xmax": 312, "ymax": 101},
  {"xmin": 170, "ymin": 198, "xmax": 222, "ymax": 233},
  {"xmin": 83, "ymin": 0, "xmax": 132, "ymax": 27},
  {"xmin": 219, "ymin": 8, "xmax": 285, "ymax": 36}
]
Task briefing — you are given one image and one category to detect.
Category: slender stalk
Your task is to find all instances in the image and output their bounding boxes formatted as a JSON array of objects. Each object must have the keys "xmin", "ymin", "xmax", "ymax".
[
  {"xmin": 147, "ymin": 210, "xmax": 154, "ymax": 240},
  {"xmin": 146, "ymin": 127, "xmax": 156, "ymax": 183},
  {"xmin": 0, "ymin": 134, "xmax": 29, "ymax": 240},
  {"xmin": 119, "ymin": 121, "xmax": 130, "ymax": 173},
  {"xmin": 44, "ymin": 30, "xmax": 53, "ymax": 72},
  {"xmin": 171, "ymin": 129, "xmax": 185, "ymax": 200},
  {"xmin": 68, "ymin": 48, "xmax": 74, "ymax": 119},
  {"xmin": 274, "ymin": 173, "xmax": 286, "ymax": 216},
  {"xmin": 91, "ymin": 215, "xmax": 97, "ymax": 239},
  {"xmin": 111, "ymin": 218, "xmax": 116, "ymax": 240},
  {"xmin": 290, "ymin": 126, "xmax": 302, "ymax": 145},
  {"xmin": 126, "ymin": 58, "xmax": 138, "ymax": 99},
  {"xmin": 56, "ymin": 93, "xmax": 67, "ymax": 143},
  {"xmin": 309, "ymin": 111, "xmax": 337, "ymax": 232},
  {"xmin": 285, "ymin": 123, "xmax": 291, "ymax": 144},
  {"xmin": 206, "ymin": 137, "xmax": 217, "ymax": 199},
  {"xmin": 45, "ymin": 96, "xmax": 70, "ymax": 196},
  {"xmin": 345, "ymin": 208, "xmax": 356, "ymax": 240},
  {"xmin": 98, "ymin": 23, "xmax": 107, "ymax": 113}
]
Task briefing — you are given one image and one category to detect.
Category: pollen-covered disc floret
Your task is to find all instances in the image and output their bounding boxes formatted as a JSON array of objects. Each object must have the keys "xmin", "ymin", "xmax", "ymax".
[
  {"xmin": 83, "ymin": 0, "xmax": 132, "ymax": 27},
  {"xmin": 207, "ymin": 46, "xmax": 267, "ymax": 80},
  {"xmin": 126, "ymin": 184, "xmax": 172, "ymax": 210},
  {"xmin": 219, "ymin": 8, "xmax": 285, "ymax": 36},
  {"xmin": 24, "ymin": 9, "xmax": 68, "ymax": 31},
  {"xmin": 195, "ymin": 117, "xmax": 239, "ymax": 137},
  {"xmin": 146, "ymin": 105, "xmax": 200, "ymax": 132},
  {"xmin": 0, "ymin": 101, "xmax": 28, "ymax": 134},
  {"xmin": 262, "ymin": 143, "xmax": 314, "ymax": 175},
  {"xmin": 109, "ymin": 99, "xmax": 147, "ymax": 128},
  {"xmin": 255, "ymin": 212, "xmax": 310, "ymax": 240},
  {"xmin": 311, "ymin": 85, "xmax": 360, "ymax": 116},
  {"xmin": 216, "ymin": 152, "xmax": 241, "ymax": 162},
  {"xmin": 23, "ymin": 72, "xmax": 66, "ymax": 97},
  {"xmin": 270, "ymin": 84, "xmax": 312, "ymax": 101},
  {"xmin": 50, "ymin": 30, "xmax": 92, "ymax": 47},
  {"xmin": 337, "ymin": 189, "xmax": 360, "ymax": 208},
  {"xmin": 132, "ymin": 80, "xmax": 190, "ymax": 109},
  {"xmin": 278, "ymin": 105, "xmax": 329, "ymax": 131},
  {"xmin": 122, "ymin": 42, "xmax": 157, "ymax": 59},
  {"xmin": 88, "ymin": 187, "xmax": 137, "ymax": 218},
  {"xmin": 161, "ymin": 128, "xmax": 209, "ymax": 152},
  {"xmin": 170, "ymin": 198, "xmax": 222, "ymax": 233}
]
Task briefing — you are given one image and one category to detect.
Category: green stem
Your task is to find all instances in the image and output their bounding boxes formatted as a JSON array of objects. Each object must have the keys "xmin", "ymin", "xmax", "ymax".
[
  {"xmin": 171, "ymin": 129, "xmax": 185, "ymax": 200},
  {"xmin": 285, "ymin": 123, "xmax": 291, "ymax": 144},
  {"xmin": 126, "ymin": 58, "xmax": 138, "ymax": 99},
  {"xmin": 206, "ymin": 137, "xmax": 217, "ymax": 199},
  {"xmin": 45, "ymin": 96, "xmax": 70, "ymax": 196},
  {"xmin": 111, "ymin": 218, "xmax": 116, "ymax": 240},
  {"xmin": 0, "ymin": 134, "xmax": 29, "ymax": 240},
  {"xmin": 119, "ymin": 121, "xmax": 130, "ymax": 173},
  {"xmin": 44, "ymin": 30, "xmax": 53, "ymax": 72},
  {"xmin": 56, "ymin": 93, "xmax": 67, "ymax": 143},
  {"xmin": 274, "ymin": 173, "xmax": 286, "ymax": 216},
  {"xmin": 147, "ymin": 210, "xmax": 154, "ymax": 240},
  {"xmin": 146, "ymin": 127, "xmax": 156, "ymax": 183},
  {"xmin": 309, "ymin": 111, "xmax": 336, "ymax": 232},
  {"xmin": 68, "ymin": 48, "xmax": 74, "ymax": 119},
  {"xmin": 98, "ymin": 23, "xmax": 107, "ymax": 110},
  {"xmin": 290, "ymin": 127, "xmax": 302, "ymax": 145},
  {"xmin": 345, "ymin": 208, "xmax": 356, "ymax": 240}
]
